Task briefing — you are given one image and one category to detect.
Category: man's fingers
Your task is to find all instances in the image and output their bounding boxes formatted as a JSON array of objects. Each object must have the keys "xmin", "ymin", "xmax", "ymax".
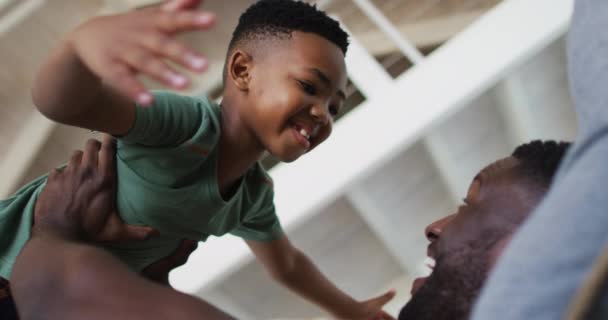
[
  {"xmin": 82, "ymin": 139, "xmax": 101, "ymax": 169},
  {"xmin": 161, "ymin": 0, "xmax": 202, "ymax": 12},
  {"xmin": 103, "ymin": 63, "xmax": 153, "ymax": 106},
  {"xmin": 140, "ymin": 34, "xmax": 207, "ymax": 72},
  {"xmin": 169, "ymin": 239, "xmax": 198, "ymax": 267},
  {"xmin": 121, "ymin": 47, "xmax": 189, "ymax": 90},
  {"xmin": 119, "ymin": 224, "xmax": 161, "ymax": 242},
  {"xmin": 100, "ymin": 221, "xmax": 160, "ymax": 242},
  {"xmin": 99, "ymin": 134, "xmax": 117, "ymax": 178},
  {"xmin": 156, "ymin": 11, "xmax": 215, "ymax": 33},
  {"xmin": 141, "ymin": 238, "xmax": 196, "ymax": 285}
]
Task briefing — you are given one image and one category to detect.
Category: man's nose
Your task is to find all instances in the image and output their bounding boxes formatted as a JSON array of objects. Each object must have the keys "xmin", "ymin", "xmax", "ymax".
[{"xmin": 425, "ymin": 214, "xmax": 455, "ymax": 241}]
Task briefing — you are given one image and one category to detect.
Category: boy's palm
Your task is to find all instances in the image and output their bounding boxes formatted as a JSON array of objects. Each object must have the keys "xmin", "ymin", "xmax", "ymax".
[
  {"xmin": 346, "ymin": 290, "xmax": 397, "ymax": 320},
  {"xmin": 70, "ymin": 0, "xmax": 215, "ymax": 105}
]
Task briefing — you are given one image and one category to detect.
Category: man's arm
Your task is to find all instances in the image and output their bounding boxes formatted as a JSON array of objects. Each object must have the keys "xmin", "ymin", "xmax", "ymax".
[
  {"xmin": 32, "ymin": 1, "xmax": 214, "ymax": 135},
  {"xmin": 11, "ymin": 136, "xmax": 233, "ymax": 320},
  {"xmin": 12, "ymin": 235, "xmax": 232, "ymax": 320},
  {"xmin": 472, "ymin": 1, "xmax": 608, "ymax": 319},
  {"xmin": 246, "ymin": 236, "xmax": 395, "ymax": 320}
]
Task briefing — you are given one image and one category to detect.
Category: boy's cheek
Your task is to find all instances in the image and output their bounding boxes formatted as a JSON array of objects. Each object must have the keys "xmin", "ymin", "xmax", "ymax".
[{"xmin": 313, "ymin": 129, "xmax": 332, "ymax": 148}]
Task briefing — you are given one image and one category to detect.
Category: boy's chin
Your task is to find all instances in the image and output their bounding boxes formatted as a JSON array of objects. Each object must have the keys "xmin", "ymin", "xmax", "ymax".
[
  {"xmin": 274, "ymin": 153, "xmax": 302, "ymax": 163},
  {"xmin": 268, "ymin": 148, "xmax": 306, "ymax": 163}
]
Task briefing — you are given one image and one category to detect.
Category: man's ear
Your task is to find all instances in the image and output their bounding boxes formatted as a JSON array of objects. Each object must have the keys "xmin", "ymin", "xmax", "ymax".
[{"xmin": 227, "ymin": 49, "xmax": 253, "ymax": 91}]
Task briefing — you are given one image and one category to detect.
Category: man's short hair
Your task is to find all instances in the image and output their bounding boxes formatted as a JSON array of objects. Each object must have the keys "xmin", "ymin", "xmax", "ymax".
[
  {"xmin": 512, "ymin": 140, "xmax": 571, "ymax": 188},
  {"xmin": 228, "ymin": 0, "xmax": 350, "ymax": 55}
]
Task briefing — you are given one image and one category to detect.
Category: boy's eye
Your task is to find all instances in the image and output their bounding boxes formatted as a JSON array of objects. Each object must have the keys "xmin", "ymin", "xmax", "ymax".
[
  {"xmin": 329, "ymin": 105, "xmax": 339, "ymax": 117},
  {"xmin": 299, "ymin": 81, "xmax": 317, "ymax": 95}
]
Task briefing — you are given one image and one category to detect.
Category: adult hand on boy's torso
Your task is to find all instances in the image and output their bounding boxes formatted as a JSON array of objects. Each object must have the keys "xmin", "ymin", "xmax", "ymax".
[
  {"xmin": 33, "ymin": 135, "xmax": 158, "ymax": 242},
  {"xmin": 34, "ymin": 132, "xmax": 194, "ymax": 286},
  {"xmin": 68, "ymin": 0, "xmax": 215, "ymax": 105}
]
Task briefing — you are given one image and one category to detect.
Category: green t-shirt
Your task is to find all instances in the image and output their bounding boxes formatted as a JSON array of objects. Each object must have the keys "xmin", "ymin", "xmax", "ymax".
[{"xmin": 0, "ymin": 91, "xmax": 282, "ymax": 278}]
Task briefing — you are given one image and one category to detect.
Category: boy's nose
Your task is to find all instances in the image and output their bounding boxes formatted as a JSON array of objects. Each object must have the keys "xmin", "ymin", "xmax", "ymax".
[{"xmin": 310, "ymin": 103, "xmax": 331, "ymax": 125}]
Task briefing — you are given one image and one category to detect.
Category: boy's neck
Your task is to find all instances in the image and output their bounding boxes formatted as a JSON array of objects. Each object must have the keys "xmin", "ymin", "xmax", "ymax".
[{"xmin": 216, "ymin": 98, "xmax": 265, "ymax": 192}]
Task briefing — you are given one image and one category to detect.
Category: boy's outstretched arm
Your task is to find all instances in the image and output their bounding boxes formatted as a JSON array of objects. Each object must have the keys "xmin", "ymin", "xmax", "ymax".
[
  {"xmin": 247, "ymin": 237, "xmax": 396, "ymax": 320},
  {"xmin": 31, "ymin": 0, "xmax": 215, "ymax": 135},
  {"xmin": 12, "ymin": 136, "xmax": 233, "ymax": 320}
]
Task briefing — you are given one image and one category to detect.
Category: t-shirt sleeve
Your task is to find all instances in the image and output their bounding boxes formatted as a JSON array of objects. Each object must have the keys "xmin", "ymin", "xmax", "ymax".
[
  {"xmin": 230, "ymin": 187, "xmax": 283, "ymax": 242},
  {"xmin": 119, "ymin": 91, "xmax": 208, "ymax": 147}
]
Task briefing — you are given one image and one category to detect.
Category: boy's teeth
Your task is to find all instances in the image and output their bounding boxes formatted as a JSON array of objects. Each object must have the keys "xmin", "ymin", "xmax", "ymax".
[{"xmin": 299, "ymin": 128, "xmax": 310, "ymax": 140}]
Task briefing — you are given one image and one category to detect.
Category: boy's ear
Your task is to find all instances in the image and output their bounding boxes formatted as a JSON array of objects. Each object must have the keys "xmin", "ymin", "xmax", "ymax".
[{"xmin": 227, "ymin": 50, "xmax": 253, "ymax": 91}]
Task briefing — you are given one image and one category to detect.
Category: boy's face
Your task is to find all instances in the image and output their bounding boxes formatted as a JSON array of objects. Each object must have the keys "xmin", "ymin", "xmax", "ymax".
[{"xmin": 238, "ymin": 31, "xmax": 348, "ymax": 162}]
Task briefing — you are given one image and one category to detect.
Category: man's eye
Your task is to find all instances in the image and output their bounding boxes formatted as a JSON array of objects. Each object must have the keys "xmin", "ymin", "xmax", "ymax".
[{"xmin": 299, "ymin": 81, "xmax": 317, "ymax": 95}]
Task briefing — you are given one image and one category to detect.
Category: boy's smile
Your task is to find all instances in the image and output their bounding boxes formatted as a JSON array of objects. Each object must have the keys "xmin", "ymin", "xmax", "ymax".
[{"xmin": 227, "ymin": 31, "xmax": 348, "ymax": 163}]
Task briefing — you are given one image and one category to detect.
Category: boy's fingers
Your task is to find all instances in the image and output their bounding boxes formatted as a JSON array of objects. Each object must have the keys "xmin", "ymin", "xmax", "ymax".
[
  {"xmin": 121, "ymin": 48, "xmax": 189, "ymax": 90},
  {"xmin": 161, "ymin": 0, "xmax": 202, "ymax": 12},
  {"xmin": 369, "ymin": 290, "xmax": 396, "ymax": 308},
  {"xmin": 140, "ymin": 34, "xmax": 207, "ymax": 72},
  {"xmin": 104, "ymin": 63, "xmax": 152, "ymax": 106},
  {"xmin": 379, "ymin": 311, "xmax": 395, "ymax": 320},
  {"xmin": 82, "ymin": 139, "xmax": 101, "ymax": 169},
  {"xmin": 99, "ymin": 135, "xmax": 117, "ymax": 177},
  {"xmin": 156, "ymin": 11, "xmax": 215, "ymax": 33},
  {"xmin": 69, "ymin": 150, "xmax": 84, "ymax": 167}
]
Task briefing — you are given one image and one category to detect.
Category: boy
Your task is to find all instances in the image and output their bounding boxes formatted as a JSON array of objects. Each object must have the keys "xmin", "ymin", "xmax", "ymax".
[{"xmin": 0, "ymin": 0, "xmax": 394, "ymax": 318}]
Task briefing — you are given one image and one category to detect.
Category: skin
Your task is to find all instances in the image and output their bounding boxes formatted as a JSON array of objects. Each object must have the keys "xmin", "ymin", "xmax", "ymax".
[
  {"xmin": 398, "ymin": 156, "xmax": 547, "ymax": 320},
  {"xmin": 12, "ymin": 136, "xmax": 234, "ymax": 320},
  {"xmin": 217, "ymin": 31, "xmax": 347, "ymax": 192},
  {"xmin": 30, "ymin": 1, "xmax": 393, "ymax": 318}
]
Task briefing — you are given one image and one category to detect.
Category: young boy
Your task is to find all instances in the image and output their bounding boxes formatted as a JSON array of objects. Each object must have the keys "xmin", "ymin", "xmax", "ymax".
[{"xmin": 0, "ymin": 0, "xmax": 395, "ymax": 318}]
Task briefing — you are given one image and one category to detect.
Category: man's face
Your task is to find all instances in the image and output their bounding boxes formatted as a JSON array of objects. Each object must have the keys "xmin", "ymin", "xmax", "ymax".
[
  {"xmin": 239, "ymin": 31, "xmax": 348, "ymax": 162},
  {"xmin": 399, "ymin": 157, "xmax": 541, "ymax": 320}
]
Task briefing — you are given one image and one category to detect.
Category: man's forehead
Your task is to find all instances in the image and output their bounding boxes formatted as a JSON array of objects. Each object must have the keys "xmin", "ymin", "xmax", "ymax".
[{"xmin": 475, "ymin": 157, "xmax": 520, "ymax": 184}]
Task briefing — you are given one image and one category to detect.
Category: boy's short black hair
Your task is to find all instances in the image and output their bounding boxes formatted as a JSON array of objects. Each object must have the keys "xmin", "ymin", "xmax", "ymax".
[
  {"xmin": 512, "ymin": 140, "xmax": 571, "ymax": 188},
  {"xmin": 228, "ymin": 0, "xmax": 349, "ymax": 55}
]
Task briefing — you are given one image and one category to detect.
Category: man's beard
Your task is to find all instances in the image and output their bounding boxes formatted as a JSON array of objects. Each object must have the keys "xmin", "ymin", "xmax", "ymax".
[{"xmin": 398, "ymin": 245, "xmax": 491, "ymax": 320}]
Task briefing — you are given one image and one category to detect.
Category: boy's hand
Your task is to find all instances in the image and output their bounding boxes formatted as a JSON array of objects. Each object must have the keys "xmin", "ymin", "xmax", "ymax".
[
  {"xmin": 142, "ymin": 239, "xmax": 198, "ymax": 285},
  {"xmin": 344, "ymin": 290, "xmax": 396, "ymax": 320},
  {"xmin": 69, "ymin": 0, "xmax": 215, "ymax": 105},
  {"xmin": 161, "ymin": 0, "xmax": 202, "ymax": 11},
  {"xmin": 34, "ymin": 135, "xmax": 158, "ymax": 242}
]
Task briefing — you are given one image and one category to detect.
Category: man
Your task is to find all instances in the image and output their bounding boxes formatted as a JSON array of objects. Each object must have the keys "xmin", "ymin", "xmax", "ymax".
[
  {"xmin": 398, "ymin": 140, "xmax": 569, "ymax": 320},
  {"xmin": 472, "ymin": 1, "xmax": 608, "ymax": 319},
  {"xmin": 11, "ymin": 136, "xmax": 235, "ymax": 320},
  {"xmin": 13, "ymin": 137, "xmax": 570, "ymax": 320}
]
